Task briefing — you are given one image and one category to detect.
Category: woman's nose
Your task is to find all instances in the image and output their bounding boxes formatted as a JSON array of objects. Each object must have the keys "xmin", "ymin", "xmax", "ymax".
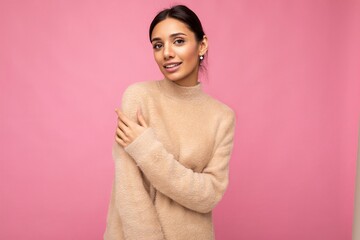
[{"xmin": 163, "ymin": 43, "xmax": 174, "ymax": 60}]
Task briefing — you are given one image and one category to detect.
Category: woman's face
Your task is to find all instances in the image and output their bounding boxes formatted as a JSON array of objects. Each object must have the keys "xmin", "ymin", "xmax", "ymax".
[{"xmin": 150, "ymin": 18, "xmax": 207, "ymax": 86}]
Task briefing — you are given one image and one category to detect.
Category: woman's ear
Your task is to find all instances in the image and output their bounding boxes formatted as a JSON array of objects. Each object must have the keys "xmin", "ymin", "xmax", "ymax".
[{"xmin": 199, "ymin": 35, "xmax": 208, "ymax": 56}]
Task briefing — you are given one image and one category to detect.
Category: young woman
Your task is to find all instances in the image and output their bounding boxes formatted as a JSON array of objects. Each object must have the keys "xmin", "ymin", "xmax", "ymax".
[{"xmin": 104, "ymin": 5, "xmax": 236, "ymax": 240}]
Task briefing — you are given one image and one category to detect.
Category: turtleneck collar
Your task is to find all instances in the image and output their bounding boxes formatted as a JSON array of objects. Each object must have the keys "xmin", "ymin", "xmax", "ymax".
[{"xmin": 157, "ymin": 78, "xmax": 206, "ymax": 101}]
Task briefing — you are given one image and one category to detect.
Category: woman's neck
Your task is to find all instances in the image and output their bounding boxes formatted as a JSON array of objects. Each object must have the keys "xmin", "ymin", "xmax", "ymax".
[
  {"xmin": 166, "ymin": 67, "xmax": 200, "ymax": 87},
  {"xmin": 157, "ymin": 77, "xmax": 205, "ymax": 101}
]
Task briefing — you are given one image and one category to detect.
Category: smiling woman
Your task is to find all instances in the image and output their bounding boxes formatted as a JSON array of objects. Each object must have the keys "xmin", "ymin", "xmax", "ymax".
[
  {"xmin": 103, "ymin": 5, "xmax": 236, "ymax": 240},
  {"xmin": 150, "ymin": 18, "xmax": 207, "ymax": 86},
  {"xmin": 149, "ymin": 8, "xmax": 208, "ymax": 87}
]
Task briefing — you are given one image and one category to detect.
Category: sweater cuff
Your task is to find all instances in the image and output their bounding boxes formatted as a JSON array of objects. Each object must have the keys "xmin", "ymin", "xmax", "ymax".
[{"xmin": 124, "ymin": 127, "xmax": 156, "ymax": 165}]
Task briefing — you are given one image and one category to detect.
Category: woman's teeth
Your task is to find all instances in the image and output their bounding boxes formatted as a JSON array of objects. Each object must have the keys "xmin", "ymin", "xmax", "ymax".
[{"xmin": 165, "ymin": 63, "xmax": 181, "ymax": 68}]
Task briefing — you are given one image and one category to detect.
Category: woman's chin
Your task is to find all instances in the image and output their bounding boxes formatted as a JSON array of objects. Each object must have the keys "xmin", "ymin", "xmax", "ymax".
[{"xmin": 163, "ymin": 73, "xmax": 181, "ymax": 81}]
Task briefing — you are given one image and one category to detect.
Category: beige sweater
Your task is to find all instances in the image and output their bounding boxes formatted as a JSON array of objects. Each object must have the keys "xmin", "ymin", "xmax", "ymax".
[{"xmin": 103, "ymin": 78, "xmax": 236, "ymax": 240}]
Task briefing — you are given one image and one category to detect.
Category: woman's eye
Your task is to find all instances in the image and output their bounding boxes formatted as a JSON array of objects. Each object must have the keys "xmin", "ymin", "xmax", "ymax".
[
  {"xmin": 153, "ymin": 43, "xmax": 162, "ymax": 49},
  {"xmin": 174, "ymin": 39, "xmax": 185, "ymax": 44}
]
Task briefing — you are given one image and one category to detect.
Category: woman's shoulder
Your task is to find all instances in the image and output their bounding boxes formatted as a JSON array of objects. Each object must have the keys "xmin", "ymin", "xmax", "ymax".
[
  {"xmin": 204, "ymin": 94, "xmax": 235, "ymax": 119},
  {"xmin": 121, "ymin": 80, "xmax": 159, "ymax": 99}
]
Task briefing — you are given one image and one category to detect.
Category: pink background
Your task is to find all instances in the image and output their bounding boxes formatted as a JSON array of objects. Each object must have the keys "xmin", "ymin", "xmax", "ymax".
[{"xmin": 1, "ymin": 0, "xmax": 359, "ymax": 239}]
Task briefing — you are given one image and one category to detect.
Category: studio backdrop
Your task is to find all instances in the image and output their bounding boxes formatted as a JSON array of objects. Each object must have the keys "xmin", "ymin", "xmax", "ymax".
[{"xmin": 1, "ymin": 0, "xmax": 359, "ymax": 239}]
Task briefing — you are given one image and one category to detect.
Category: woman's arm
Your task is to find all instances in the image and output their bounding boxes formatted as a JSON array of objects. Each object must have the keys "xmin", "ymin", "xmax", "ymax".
[
  {"xmin": 112, "ymin": 84, "xmax": 165, "ymax": 239},
  {"xmin": 123, "ymin": 106, "xmax": 236, "ymax": 214},
  {"xmin": 112, "ymin": 141, "xmax": 165, "ymax": 239}
]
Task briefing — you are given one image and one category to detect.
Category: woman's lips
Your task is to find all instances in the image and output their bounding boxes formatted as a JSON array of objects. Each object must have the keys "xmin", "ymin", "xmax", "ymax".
[{"xmin": 163, "ymin": 62, "xmax": 182, "ymax": 73}]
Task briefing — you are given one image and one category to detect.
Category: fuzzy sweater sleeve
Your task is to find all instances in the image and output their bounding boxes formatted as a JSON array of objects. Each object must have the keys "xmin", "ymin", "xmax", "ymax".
[
  {"xmin": 124, "ymin": 110, "xmax": 236, "ymax": 214},
  {"xmin": 111, "ymin": 85, "xmax": 165, "ymax": 240}
]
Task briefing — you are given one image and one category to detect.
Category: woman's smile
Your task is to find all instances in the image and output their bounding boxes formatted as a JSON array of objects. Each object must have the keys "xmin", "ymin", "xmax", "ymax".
[{"xmin": 163, "ymin": 62, "xmax": 183, "ymax": 72}]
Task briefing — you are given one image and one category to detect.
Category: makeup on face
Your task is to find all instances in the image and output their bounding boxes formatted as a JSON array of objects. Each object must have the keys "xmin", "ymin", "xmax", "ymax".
[{"xmin": 151, "ymin": 18, "xmax": 201, "ymax": 86}]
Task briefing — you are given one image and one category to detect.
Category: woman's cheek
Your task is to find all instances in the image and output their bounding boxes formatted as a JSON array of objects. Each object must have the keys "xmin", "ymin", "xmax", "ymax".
[{"xmin": 180, "ymin": 45, "xmax": 198, "ymax": 62}]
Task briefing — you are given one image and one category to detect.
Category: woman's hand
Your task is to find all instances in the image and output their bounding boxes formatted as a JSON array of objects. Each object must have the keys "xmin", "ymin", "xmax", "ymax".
[{"xmin": 114, "ymin": 107, "xmax": 149, "ymax": 148}]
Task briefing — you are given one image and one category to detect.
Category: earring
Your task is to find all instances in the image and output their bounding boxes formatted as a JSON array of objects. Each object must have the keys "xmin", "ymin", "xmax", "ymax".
[{"xmin": 199, "ymin": 55, "xmax": 204, "ymax": 60}]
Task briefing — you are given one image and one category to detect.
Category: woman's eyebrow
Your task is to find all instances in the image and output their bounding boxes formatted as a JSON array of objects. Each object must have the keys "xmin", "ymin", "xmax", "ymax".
[
  {"xmin": 169, "ymin": 32, "xmax": 187, "ymax": 38},
  {"xmin": 151, "ymin": 32, "xmax": 187, "ymax": 43}
]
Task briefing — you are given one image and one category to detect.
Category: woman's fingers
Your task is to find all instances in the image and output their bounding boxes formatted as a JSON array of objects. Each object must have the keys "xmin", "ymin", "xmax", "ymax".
[
  {"xmin": 114, "ymin": 107, "xmax": 149, "ymax": 147},
  {"xmin": 117, "ymin": 116, "xmax": 130, "ymax": 135},
  {"xmin": 115, "ymin": 109, "xmax": 132, "ymax": 127},
  {"xmin": 115, "ymin": 134, "xmax": 126, "ymax": 147},
  {"xmin": 116, "ymin": 126, "xmax": 130, "ymax": 143}
]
